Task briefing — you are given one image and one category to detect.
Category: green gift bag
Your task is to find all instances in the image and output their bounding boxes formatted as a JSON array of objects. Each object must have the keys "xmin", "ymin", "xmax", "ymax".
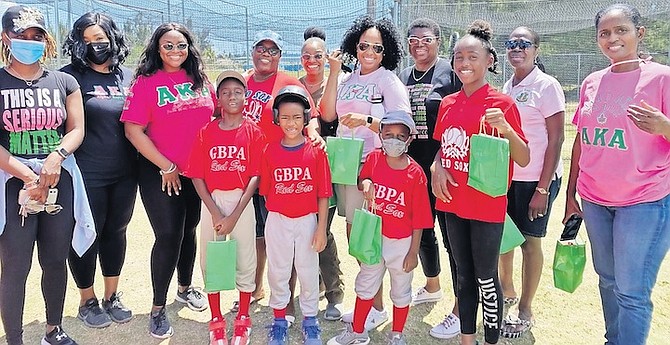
[
  {"xmin": 326, "ymin": 133, "xmax": 364, "ymax": 185},
  {"xmin": 500, "ymin": 214, "xmax": 526, "ymax": 254},
  {"xmin": 205, "ymin": 236, "xmax": 237, "ymax": 292},
  {"xmin": 552, "ymin": 239, "xmax": 587, "ymax": 293},
  {"xmin": 349, "ymin": 201, "xmax": 382, "ymax": 265},
  {"xmin": 467, "ymin": 118, "xmax": 510, "ymax": 197}
]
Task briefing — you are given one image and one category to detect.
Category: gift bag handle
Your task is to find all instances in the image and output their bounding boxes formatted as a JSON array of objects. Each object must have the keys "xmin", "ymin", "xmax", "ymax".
[{"xmin": 361, "ymin": 199, "xmax": 377, "ymax": 215}]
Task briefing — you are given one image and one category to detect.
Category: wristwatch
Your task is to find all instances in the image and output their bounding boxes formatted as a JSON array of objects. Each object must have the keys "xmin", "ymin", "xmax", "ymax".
[
  {"xmin": 55, "ymin": 147, "xmax": 69, "ymax": 159},
  {"xmin": 365, "ymin": 116, "xmax": 373, "ymax": 128},
  {"xmin": 535, "ymin": 187, "xmax": 549, "ymax": 195}
]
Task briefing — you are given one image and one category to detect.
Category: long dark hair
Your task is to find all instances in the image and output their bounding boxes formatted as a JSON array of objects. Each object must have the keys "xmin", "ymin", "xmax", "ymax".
[
  {"xmin": 134, "ymin": 22, "xmax": 208, "ymax": 91},
  {"xmin": 340, "ymin": 15, "xmax": 404, "ymax": 71},
  {"xmin": 63, "ymin": 12, "xmax": 129, "ymax": 74}
]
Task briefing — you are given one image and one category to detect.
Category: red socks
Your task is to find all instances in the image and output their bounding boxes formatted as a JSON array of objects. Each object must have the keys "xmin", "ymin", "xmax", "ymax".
[
  {"xmin": 392, "ymin": 305, "xmax": 409, "ymax": 333},
  {"xmin": 273, "ymin": 307, "xmax": 286, "ymax": 319},
  {"xmin": 208, "ymin": 293, "xmax": 222, "ymax": 320},
  {"xmin": 238, "ymin": 291, "xmax": 252, "ymax": 318},
  {"xmin": 353, "ymin": 297, "xmax": 374, "ymax": 333}
]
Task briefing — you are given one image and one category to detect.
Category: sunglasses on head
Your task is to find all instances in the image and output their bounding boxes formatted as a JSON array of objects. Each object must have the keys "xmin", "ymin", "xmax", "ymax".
[
  {"xmin": 161, "ymin": 42, "xmax": 189, "ymax": 51},
  {"xmin": 301, "ymin": 53, "xmax": 324, "ymax": 61},
  {"xmin": 407, "ymin": 36, "xmax": 438, "ymax": 46},
  {"xmin": 357, "ymin": 42, "xmax": 384, "ymax": 54},
  {"xmin": 254, "ymin": 45, "xmax": 281, "ymax": 56},
  {"xmin": 504, "ymin": 39, "xmax": 535, "ymax": 50}
]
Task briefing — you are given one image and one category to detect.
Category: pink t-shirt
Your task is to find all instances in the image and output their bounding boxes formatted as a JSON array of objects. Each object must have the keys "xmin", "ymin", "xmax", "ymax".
[
  {"xmin": 503, "ymin": 67, "xmax": 565, "ymax": 181},
  {"xmin": 573, "ymin": 62, "xmax": 670, "ymax": 206},
  {"xmin": 121, "ymin": 69, "xmax": 216, "ymax": 171},
  {"xmin": 335, "ymin": 67, "xmax": 411, "ymax": 159}
]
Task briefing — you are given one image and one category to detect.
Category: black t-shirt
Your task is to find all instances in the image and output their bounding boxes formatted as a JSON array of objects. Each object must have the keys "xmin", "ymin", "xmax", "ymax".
[
  {"xmin": 405, "ymin": 67, "xmax": 442, "ymax": 170},
  {"xmin": 0, "ymin": 68, "xmax": 79, "ymax": 159},
  {"xmin": 60, "ymin": 65, "xmax": 137, "ymax": 185}
]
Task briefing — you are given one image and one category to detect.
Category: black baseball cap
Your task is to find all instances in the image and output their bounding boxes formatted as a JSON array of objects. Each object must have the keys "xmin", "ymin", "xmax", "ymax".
[{"xmin": 2, "ymin": 5, "xmax": 47, "ymax": 34}]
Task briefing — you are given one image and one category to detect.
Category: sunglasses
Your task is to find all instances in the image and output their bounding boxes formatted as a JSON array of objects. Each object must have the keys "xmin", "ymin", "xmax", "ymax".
[
  {"xmin": 407, "ymin": 36, "xmax": 438, "ymax": 46},
  {"xmin": 161, "ymin": 42, "xmax": 189, "ymax": 51},
  {"xmin": 301, "ymin": 53, "xmax": 324, "ymax": 61},
  {"xmin": 504, "ymin": 39, "xmax": 535, "ymax": 50},
  {"xmin": 357, "ymin": 42, "xmax": 384, "ymax": 54},
  {"xmin": 254, "ymin": 45, "xmax": 281, "ymax": 56}
]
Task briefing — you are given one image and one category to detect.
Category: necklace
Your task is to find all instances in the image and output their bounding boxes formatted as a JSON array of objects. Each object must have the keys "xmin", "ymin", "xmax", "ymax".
[
  {"xmin": 412, "ymin": 62, "xmax": 436, "ymax": 82},
  {"xmin": 7, "ymin": 65, "xmax": 43, "ymax": 86}
]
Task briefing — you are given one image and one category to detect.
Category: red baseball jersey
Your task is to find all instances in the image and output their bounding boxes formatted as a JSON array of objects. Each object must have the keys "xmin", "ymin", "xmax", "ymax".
[
  {"xmin": 260, "ymin": 141, "xmax": 332, "ymax": 218},
  {"xmin": 433, "ymin": 84, "xmax": 526, "ymax": 223},
  {"xmin": 186, "ymin": 118, "xmax": 265, "ymax": 192},
  {"xmin": 243, "ymin": 71, "xmax": 316, "ymax": 143},
  {"xmin": 359, "ymin": 150, "xmax": 433, "ymax": 239}
]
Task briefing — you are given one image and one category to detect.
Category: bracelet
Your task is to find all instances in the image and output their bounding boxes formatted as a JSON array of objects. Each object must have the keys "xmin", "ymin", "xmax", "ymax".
[
  {"xmin": 159, "ymin": 163, "xmax": 177, "ymax": 176},
  {"xmin": 22, "ymin": 179, "xmax": 40, "ymax": 190}
]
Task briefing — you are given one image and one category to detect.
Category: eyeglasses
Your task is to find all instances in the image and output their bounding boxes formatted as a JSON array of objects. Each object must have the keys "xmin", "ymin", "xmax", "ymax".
[
  {"xmin": 161, "ymin": 42, "xmax": 189, "ymax": 51},
  {"xmin": 407, "ymin": 36, "xmax": 438, "ymax": 46},
  {"xmin": 301, "ymin": 53, "xmax": 324, "ymax": 61},
  {"xmin": 254, "ymin": 45, "xmax": 281, "ymax": 56},
  {"xmin": 504, "ymin": 39, "xmax": 535, "ymax": 50},
  {"xmin": 357, "ymin": 42, "xmax": 384, "ymax": 54}
]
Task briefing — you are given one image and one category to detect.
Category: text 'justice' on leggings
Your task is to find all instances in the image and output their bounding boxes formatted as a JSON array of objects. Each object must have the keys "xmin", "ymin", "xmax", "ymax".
[
  {"xmin": 445, "ymin": 212, "xmax": 504, "ymax": 345},
  {"xmin": 138, "ymin": 157, "xmax": 200, "ymax": 306}
]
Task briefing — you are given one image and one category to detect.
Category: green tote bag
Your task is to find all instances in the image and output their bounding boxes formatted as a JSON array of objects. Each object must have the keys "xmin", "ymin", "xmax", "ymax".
[
  {"xmin": 349, "ymin": 200, "xmax": 382, "ymax": 265},
  {"xmin": 552, "ymin": 239, "xmax": 587, "ymax": 293},
  {"xmin": 467, "ymin": 118, "xmax": 510, "ymax": 197},
  {"xmin": 205, "ymin": 235, "xmax": 237, "ymax": 292},
  {"xmin": 326, "ymin": 133, "xmax": 364, "ymax": 185},
  {"xmin": 500, "ymin": 214, "xmax": 526, "ymax": 254}
]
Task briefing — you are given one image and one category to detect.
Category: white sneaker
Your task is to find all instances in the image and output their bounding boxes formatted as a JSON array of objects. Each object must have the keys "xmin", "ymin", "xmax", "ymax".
[
  {"xmin": 429, "ymin": 313, "xmax": 460, "ymax": 339},
  {"xmin": 411, "ymin": 287, "xmax": 443, "ymax": 305},
  {"xmin": 341, "ymin": 308, "xmax": 389, "ymax": 331}
]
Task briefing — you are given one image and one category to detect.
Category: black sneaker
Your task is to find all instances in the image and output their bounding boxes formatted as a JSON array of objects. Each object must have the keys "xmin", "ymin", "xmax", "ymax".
[
  {"xmin": 41, "ymin": 326, "xmax": 78, "ymax": 345},
  {"xmin": 77, "ymin": 298, "xmax": 112, "ymax": 328},
  {"xmin": 102, "ymin": 292, "xmax": 133, "ymax": 323},
  {"xmin": 149, "ymin": 306, "xmax": 174, "ymax": 339}
]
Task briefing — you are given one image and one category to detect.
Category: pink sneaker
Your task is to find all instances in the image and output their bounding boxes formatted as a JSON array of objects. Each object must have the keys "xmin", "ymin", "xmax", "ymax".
[
  {"xmin": 230, "ymin": 316, "xmax": 251, "ymax": 345},
  {"xmin": 209, "ymin": 317, "xmax": 228, "ymax": 345}
]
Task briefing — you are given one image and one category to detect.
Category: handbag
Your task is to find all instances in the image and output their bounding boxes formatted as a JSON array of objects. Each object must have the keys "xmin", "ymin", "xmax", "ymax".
[
  {"xmin": 326, "ymin": 132, "xmax": 364, "ymax": 185},
  {"xmin": 467, "ymin": 117, "xmax": 510, "ymax": 197},
  {"xmin": 500, "ymin": 214, "xmax": 526, "ymax": 254},
  {"xmin": 204, "ymin": 234, "xmax": 237, "ymax": 292},
  {"xmin": 552, "ymin": 238, "xmax": 587, "ymax": 293},
  {"xmin": 348, "ymin": 200, "xmax": 382, "ymax": 265}
]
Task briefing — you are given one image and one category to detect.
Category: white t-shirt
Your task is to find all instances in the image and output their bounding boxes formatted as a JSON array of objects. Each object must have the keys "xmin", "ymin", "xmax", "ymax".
[
  {"xmin": 503, "ymin": 66, "xmax": 565, "ymax": 181},
  {"xmin": 335, "ymin": 67, "xmax": 411, "ymax": 159}
]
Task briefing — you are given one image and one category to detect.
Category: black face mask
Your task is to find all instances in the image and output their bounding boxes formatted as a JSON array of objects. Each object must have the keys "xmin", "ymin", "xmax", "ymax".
[{"xmin": 86, "ymin": 42, "xmax": 111, "ymax": 65}]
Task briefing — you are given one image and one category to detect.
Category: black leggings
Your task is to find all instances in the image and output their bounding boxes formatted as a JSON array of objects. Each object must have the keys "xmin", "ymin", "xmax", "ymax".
[
  {"xmin": 68, "ymin": 175, "xmax": 137, "ymax": 289},
  {"xmin": 138, "ymin": 157, "xmax": 200, "ymax": 306},
  {"xmin": 445, "ymin": 212, "xmax": 503, "ymax": 344},
  {"xmin": 0, "ymin": 173, "xmax": 74, "ymax": 345}
]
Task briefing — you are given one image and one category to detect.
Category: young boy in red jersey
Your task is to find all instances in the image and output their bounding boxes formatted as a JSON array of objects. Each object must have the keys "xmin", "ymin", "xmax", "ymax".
[
  {"xmin": 187, "ymin": 70, "xmax": 265, "ymax": 345},
  {"xmin": 260, "ymin": 86, "xmax": 331, "ymax": 345},
  {"xmin": 328, "ymin": 111, "xmax": 433, "ymax": 345}
]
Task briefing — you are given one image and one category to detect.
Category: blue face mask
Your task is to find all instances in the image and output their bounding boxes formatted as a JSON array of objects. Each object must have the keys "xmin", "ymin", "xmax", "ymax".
[{"xmin": 10, "ymin": 39, "xmax": 46, "ymax": 64}]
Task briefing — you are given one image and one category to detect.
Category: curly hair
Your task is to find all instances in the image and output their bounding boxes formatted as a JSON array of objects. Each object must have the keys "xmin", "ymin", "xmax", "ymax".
[
  {"xmin": 134, "ymin": 22, "xmax": 208, "ymax": 91},
  {"xmin": 340, "ymin": 15, "xmax": 404, "ymax": 71},
  {"xmin": 463, "ymin": 19, "xmax": 499, "ymax": 74},
  {"xmin": 62, "ymin": 12, "xmax": 129, "ymax": 75}
]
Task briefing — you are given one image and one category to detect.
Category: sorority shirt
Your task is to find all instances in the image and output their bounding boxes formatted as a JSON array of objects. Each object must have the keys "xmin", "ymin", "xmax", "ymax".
[
  {"xmin": 120, "ymin": 69, "xmax": 216, "ymax": 171},
  {"xmin": 260, "ymin": 141, "xmax": 332, "ymax": 218},
  {"xmin": 503, "ymin": 66, "xmax": 564, "ymax": 181},
  {"xmin": 243, "ymin": 71, "xmax": 316, "ymax": 144},
  {"xmin": 359, "ymin": 150, "xmax": 433, "ymax": 239},
  {"xmin": 60, "ymin": 65, "xmax": 136, "ymax": 187},
  {"xmin": 573, "ymin": 61, "xmax": 670, "ymax": 207},
  {"xmin": 335, "ymin": 67, "xmax": 411, "ymax": 159},
  {"xmin": 0, "ymin": 69, "xmax": 79, "ymax": 159},
  {"xmin": 186, "ymin": 118, "xmax": 265, "ymax": 193},
  {"xmin": 433, "ymin": 84, "xmax": 526, "ymax": 223}
]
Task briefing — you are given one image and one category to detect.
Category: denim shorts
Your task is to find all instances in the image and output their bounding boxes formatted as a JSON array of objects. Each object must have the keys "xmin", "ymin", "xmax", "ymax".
[{"xmin": 506, "ymin": 178, "xmax": 561, "ymax": 237}]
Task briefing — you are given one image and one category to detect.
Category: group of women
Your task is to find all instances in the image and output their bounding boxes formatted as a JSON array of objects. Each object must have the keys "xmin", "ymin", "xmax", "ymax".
[{"xmin": 0, "ymin": 2, "xmax": 667, "ymax": 345}]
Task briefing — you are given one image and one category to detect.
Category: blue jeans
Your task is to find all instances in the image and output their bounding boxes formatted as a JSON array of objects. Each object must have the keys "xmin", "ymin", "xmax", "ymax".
[{"xmin": 582, "ymin": 194, "xmax": 670, "ymax": 345}]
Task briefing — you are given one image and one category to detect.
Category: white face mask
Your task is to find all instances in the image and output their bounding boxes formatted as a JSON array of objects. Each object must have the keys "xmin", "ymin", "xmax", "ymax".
[{"xmin": 381, "ymin": 138, "xmax": 408, "ymax": 157}]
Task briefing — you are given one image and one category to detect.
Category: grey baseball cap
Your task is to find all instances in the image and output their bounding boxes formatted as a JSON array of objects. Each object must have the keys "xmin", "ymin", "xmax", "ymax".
[
  {"xmin": 252, "ymin": 29, "xmax": 284, "ymax": 51},
  {"xmin": 380, "ymin": 110, "xmax": 418, "ymax": 135}
]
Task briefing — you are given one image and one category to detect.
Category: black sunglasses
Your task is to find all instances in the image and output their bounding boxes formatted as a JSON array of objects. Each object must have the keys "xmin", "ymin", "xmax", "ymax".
[
  {"xmin": 504, "ymin": 39, "xmax": 535, "ymax": 50},
  {"xmin": 357, "ymin": 42, "xmax": 384, "ymax": 54},
  {"xmin": 254, "ymin": 45, "xmax": 281, "ymax": 56}
]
